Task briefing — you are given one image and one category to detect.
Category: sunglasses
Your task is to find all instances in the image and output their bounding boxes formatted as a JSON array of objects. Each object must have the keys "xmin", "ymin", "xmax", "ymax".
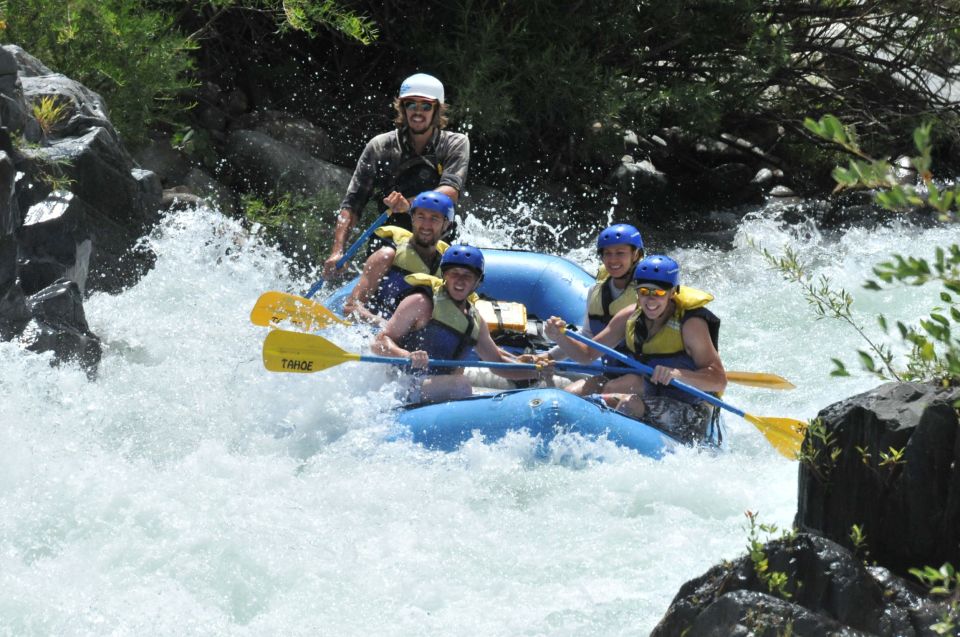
[
  {"xmin": 637, "ymin": 286, "xmax": 670, "ymax": 298},
  {"xmin": 403, "ymin": 101, "xmax": 435, "ymax": 113}
]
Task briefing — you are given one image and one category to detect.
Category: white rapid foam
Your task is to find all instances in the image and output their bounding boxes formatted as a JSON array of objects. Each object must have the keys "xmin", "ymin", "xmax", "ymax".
[{"xmin": 0, "ymin": 204, "xmax": 952, "ymax": 635}]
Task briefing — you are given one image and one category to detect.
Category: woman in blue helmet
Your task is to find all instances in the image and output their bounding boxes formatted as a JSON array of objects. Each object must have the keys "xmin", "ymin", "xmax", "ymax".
[
  {"xmin": 345, "ymin": 190, "xmax": 454, "ymax": 324},
  {"xmin": 530, "ymin": 223, "xmax": 645, "ymax": 395},
  {"xmin": 373, "ymin": 244, "xmax": 540, "ymax": 403},
  {"xmin": 544, "ymin": 255, "xmax": 726, "ymax": 444}
]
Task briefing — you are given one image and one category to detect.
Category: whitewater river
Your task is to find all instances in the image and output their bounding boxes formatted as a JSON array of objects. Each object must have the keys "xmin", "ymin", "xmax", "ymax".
[{"xmin": 0, "ymin": 201, "xmax": 952, "ymax": 635}]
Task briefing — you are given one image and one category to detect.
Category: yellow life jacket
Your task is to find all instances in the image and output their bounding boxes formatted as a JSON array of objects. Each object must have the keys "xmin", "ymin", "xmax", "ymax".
[
  {"xmin": 367, "ymin": 228, "xmax": 448, "ymax": 318},
  {"xmin": 624, "ymin": 286, "xmax": 718, "ymax": 357},
  {"xmin": 624, "ymin": 286, "xmax": 721, "ymax": 406},
  {"xmin": 586, "ymin": 278, "xmax": 638, "ymax": 334},
  {"xmin": 399, "ymin": 274, "xmax": 481, "ymax": 371}
]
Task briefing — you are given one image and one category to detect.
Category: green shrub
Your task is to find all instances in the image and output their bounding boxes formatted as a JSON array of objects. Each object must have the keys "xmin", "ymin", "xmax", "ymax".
[
  {"xmin": 239, "ymin": 189, "xmax": 343, "ymax": 265},
  {"xmin": 2, "ymin": 0, "xmax": 198, "ymax": 147}
]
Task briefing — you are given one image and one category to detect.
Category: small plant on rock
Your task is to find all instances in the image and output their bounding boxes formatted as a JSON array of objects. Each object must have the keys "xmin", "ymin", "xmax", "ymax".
[
  {"xmin": 909, "ymin": 563, "xmax": 960, "ymax": 635},
  {"xmin": 32, "ymin": 95, "xmax": 70, "ymax": 137},
  {"xmin": 745, "ymin": 510, "xmax": 797, "ymax": 600},
  {"xmin": 796, "ymin": 418, "xmax": 841, "ymax": 484}
]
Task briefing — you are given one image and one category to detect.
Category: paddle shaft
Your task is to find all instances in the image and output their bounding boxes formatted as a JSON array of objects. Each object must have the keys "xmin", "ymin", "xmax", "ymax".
[
  {"xmin": 551, "ymin": 361, "xmax": 791, "ymax": 390},
  {"xmin": 358, "ymin": 353, "xmax": 540, "ymax": 371},
  {"xmin": 563, "ymin": 329, "xmax": 746, "ymax": 418},
  {"xmin": 305, "ymin": 210, "xmax": 391, "ymax": 298}
]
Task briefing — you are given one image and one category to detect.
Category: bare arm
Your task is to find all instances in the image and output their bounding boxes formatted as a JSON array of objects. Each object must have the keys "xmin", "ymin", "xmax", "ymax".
[
  {"xmin": 372, "ymin": 293, "xmax": 432, "ymax": 366},
  {"xmin": 435, "ymin": 185, "xmax": 460, "ymax": 203},
  {"xmin": 328, "ymin": 208, "xmax": 357, "ymax": 259},
  {"xmin": 343, "ymin": 246, "xmax": 396, "ymax": 324},
  {"xmin": 474, "ymin": 322, "xmax": 539, "ymax": 380},
  {"xmin": 649, "ymin": 317, "xmax": 727, "ymax": 392},
  {"xmin": 544, "ymin": 305, "xmax": 633, "ymax": 364}
]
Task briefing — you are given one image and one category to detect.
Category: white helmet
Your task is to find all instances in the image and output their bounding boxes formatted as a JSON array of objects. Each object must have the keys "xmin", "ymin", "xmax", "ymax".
[{"xmin": 399, "ymin": 73, "xmax": 444, "ymax": 104}]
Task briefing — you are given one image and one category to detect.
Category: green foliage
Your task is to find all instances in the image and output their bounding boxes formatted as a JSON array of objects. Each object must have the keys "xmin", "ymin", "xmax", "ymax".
[
  {"xmin": 744, "ymin": 510, "xmax": 797, "ymax": 600},
  {"xmin": 863, "ymin": 247, "xmax": 960, "ymax": 381},
  {"xmin": 796, "ymin": 418, "xmax": 841, "ymax": 484},
  {"xmin": 2, "ymin": 0, "xmax": 198, "ymax": 147},
  {"xmin": 909, "ymin": 563, "xmax": 960, "ymax": 634},
  {"xmin": 848, "ymin": 524, "xmax": 870, "ymax": 562},
  {"xmin": 273, "ymin": 0, "xmax": 377, "ymax": 43},
  {"xmin": 31, "ymin": 95, "xmax": 70, "ymax": 137},
  {"xmin": 239, "ymin": 189, "xmax": 342, "ymax": 263},
  {"xmin": 171, "ymin": 126, "xmax": 218, "ymax": 171},
  {"xmin": 1, "ymin": 0, "xmax": 376, "ymax": 149},
  {"xmin": 179, "ymin": 0, "xmax": 377, "ymax": 43},
  {"xmin": 399, "ymin": 0, "xmax": 801, "ymax": 173},
  {"xmin": 758, "ymin": 115, "xmax": 960, "ymax": 384}
]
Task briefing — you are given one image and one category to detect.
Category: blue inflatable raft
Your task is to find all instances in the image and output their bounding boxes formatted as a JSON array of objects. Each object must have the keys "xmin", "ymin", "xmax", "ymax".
[
  {"xmin": 324, "ymin": 247, "xmax": 595, "ymax": 328},
  {"xmin": 326, "ymin": 248, "xmax": 722, "ymax": 457},
  {"xmin": 392, "ymin": 387, "xmax": 690, "ymax": 457}
]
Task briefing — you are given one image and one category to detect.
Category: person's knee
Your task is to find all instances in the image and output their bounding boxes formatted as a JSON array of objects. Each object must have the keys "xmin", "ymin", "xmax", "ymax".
[{"xmin": 610, "ymin": 393, "xmax": 645, "ymax": 418}]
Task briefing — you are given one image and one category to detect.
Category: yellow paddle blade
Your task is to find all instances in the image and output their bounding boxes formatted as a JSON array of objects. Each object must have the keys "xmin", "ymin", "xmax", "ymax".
[
  {"xmin": 744, "ymin": 414, "xmax": 807, "ymax": 459},
  {"xmin": 262, "ymin": 329, "xmax": 359, "ymax": 373},
  {"xmin": 250, "ymin": 291, "xmax": 351, "ymax": 330},
  {"xmin": 726, "ymin": 371, "xmax": 796, "ymax": 390}
]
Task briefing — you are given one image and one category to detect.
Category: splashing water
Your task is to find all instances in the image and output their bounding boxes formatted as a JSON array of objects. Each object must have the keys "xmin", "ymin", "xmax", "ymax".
[{"xmin": 0, "ymin": 202, "xmax": 952, "ymax": 635}]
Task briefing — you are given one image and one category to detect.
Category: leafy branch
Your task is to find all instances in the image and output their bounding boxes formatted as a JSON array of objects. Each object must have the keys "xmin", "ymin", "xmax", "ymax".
[
  {"xmin": 752, "ymin": 240, "xmax": 901, "ymax": 380},
  {"xmin": 805, "ymin": 114, "xmax": 953, "ymax": 221},
  {"xmin": 763, "ymin": 114, "xmax": 960, "ymax": 384},
  {"xmin": 910, "ymin": 563, "xmax": 960, "ymax": 634}
]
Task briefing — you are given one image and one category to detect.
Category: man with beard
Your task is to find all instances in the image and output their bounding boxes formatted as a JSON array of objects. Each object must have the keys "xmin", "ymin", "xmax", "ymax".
[
  {"xmin": 322, "ymin": 73, "xmax": 469, "ymax": 281},
  {"xmin": 343, "ymin": 191, "xmax": 453, "ymax": 325}
]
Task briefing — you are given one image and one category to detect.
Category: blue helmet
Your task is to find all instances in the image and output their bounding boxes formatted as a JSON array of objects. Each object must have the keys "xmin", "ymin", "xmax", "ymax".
[
  {"xmin": 441, "ymin": 244, "xmax": 484, "ymax": 278},
  {"xmin": 597, "ymin": 223, "xmax": 644, "ymax": 253},
  {"xmin": 411, "ymin": 191, "xmax": 455, "ymax": 222},
  {"xmin": 633, "ymin": 255, "xmax": 680, "ymax": 288}
]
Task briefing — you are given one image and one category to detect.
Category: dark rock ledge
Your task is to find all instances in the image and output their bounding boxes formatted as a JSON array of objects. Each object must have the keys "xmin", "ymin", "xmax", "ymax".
[{"xmin": 653, "ymin": 382, "xmax": 960, "ymax": 636}]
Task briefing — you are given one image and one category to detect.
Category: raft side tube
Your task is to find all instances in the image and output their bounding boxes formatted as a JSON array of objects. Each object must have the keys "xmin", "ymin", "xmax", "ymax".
[
  {"xmin": 322, "ymin": 249, "xmax": 595, "ymax": 327},
  {"xmin": 391, "ymin": 388, "xmax": 678, "ymax": 457}
]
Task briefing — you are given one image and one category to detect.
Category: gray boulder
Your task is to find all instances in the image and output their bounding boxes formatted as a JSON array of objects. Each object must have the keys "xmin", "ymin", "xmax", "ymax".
[
  {"xmin": 652, "ymin": 533, "xmax": 945, "ymax": 636},
  {"xmin": 224, "ymin": 128, "xmax": 350, "ymax": 198},
  {"xmin": 797, "ymin": 381, "xmax": 960, "ymax": 575}
]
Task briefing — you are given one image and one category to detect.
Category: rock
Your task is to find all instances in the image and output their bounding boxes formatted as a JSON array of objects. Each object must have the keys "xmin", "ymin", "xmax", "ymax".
[
  {"xmin": 704, "ymin": 162, "xmax": 755, "ymax": 194},
  {"xmin": 16, "ymin": 190, "xmax": 93, "ymax": 295},
  {"xmin": 223, "ymin": 89, "xmax": 249, "ymax": 117},
  {"xmin": 251, "ymin": 110, "xmax": 335, "ymax": 161},
  {"xmin": 198, "ymin": 104, "xmax": 228, "ymax": 132},
  {"xmin": 893, "ymin": 155, "xmax": 918, "ymax": 185},
  {"xmin": 224, "ymin": 128, "xmax": 350, "ymax": 198},
  {"xmin": 0, "ymin": 149, "xmax": 18, "ymax": 236},
  {"xmin": 20, "ymin": 278, "xmax": 101, "ymax": 377},
  {"xmin": 2, "ymin": 45, "xmax": 54, "ymax": 77},
  {"xmin": 0, "ymin": 235, "xmax": 29, "ymax": 338},
  {"xmin": 133, "ymin": 139, "xmax": 193, "ymax": 185},
  {"xmin": 21, "ymin": 73, "xmax": 117, "ymax": 142},
  {"xmin": 797, "ymin": 381, "xmax": 960, "ymax": 576},
  {"xmin": 0, "ymin": 49, "xmax": 37, "ymax": 141},
  {"xmin": 652, "ymin": 532, "xmax": 946, "ymax": 636},
  {"xmin": 606, "ymin": 155, "xmax": 680, "ymax": 224},
  {"xmin": 767, "ymin": 184, "xmax": 802, "ymax": 204},
  {"xmin": 182, "ymin": 167, "xmax": 238, "ymax": 214}
]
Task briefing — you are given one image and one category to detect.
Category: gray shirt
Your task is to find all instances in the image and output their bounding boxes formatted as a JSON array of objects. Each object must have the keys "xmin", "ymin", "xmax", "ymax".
[{"xmin": 339, "ymin": 127, "xmax": 470, "ymax": 218}]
